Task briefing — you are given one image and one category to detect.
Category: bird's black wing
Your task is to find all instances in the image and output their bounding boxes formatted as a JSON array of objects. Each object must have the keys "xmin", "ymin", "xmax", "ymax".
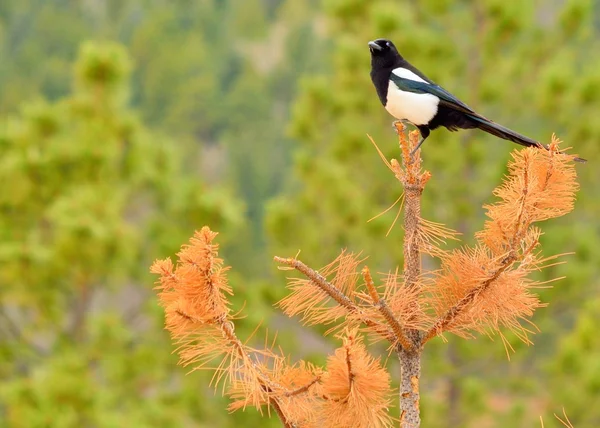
[
  {"xmin": 388, "ymin": 75, "xmax": 476, "ymax": 115},
  {"xmin": 389, "ymin": 75, "xmax": 586, "ymax": 162},
  {"xmin": 391, "ymin": 75, "xmax": 535, "ymax": 141},
  {"xmin": 391, "ymin": 75, "xmax": 536, "ymax": 142}
]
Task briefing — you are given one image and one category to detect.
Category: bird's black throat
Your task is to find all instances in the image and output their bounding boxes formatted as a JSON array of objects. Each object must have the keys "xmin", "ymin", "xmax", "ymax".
[
  {"xmin": 370, "ymin": 64, "xmax": 393, "ymax": 106},
  {"xmin": 369, "ymin": 39, "xmax": 404, "ymax": 106}
]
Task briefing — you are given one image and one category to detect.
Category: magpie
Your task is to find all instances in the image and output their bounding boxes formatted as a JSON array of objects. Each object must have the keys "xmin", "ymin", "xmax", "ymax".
[{"xmin": 368, "ymin": 38, "xmax": 586, "ymax": 162}]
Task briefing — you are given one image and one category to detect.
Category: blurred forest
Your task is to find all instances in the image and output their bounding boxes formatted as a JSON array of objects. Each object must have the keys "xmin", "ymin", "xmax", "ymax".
[{"xmin": 1, "ymin": 0, "xmax": 599, "ymax": 427}]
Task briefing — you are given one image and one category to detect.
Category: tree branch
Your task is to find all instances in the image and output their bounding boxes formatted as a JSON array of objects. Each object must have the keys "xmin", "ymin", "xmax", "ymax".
[
  {"xmin": 423, "ymin": 153, "xmax": 544, "ymax": 343},
  {"xmin": 274, "ymin": 256, "xmax": 357, "ymax": 309},
  {"xmin": 345, "ymin": 340, "xmax": 354, "ymax": 386},
  {"xmin": 178, "ymin": 307, "xmax": 300, "ymax": 427},
  {"xmin": 423, "ymin": 252, "xmax": 517, "ymax": 342},
  {"xmin": 424, "ymin": 236, "xmax": 540, "ymax": 343},
  {"xmin": 269, "ymin": 397, "xmax": 296, "ymax": 428},
  {"xmin": 284, "ymin": 376, "xmax": 322, "ymax": 397},
  {"xmin": 362, "ymin": 266, "xmax": 414, "ymax": 351},
  {"xmin": 274, "ymin": 256, "xmax": 399, "ymax": 345}
]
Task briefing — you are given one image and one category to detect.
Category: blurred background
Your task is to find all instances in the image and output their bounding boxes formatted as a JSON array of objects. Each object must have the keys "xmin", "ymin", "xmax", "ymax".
[{"xmin": 1, "ymin": 0, "xmax": 599, "ymax": 427}]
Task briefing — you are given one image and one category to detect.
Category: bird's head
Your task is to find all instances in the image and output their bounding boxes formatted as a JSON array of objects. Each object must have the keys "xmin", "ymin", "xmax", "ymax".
[{"xmin": 368, "ymin": 39, "xmax": 401, "ymax": 68}]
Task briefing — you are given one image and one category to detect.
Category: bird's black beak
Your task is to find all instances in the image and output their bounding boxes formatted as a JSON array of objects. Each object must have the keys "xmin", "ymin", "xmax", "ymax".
[{"xmin": 368, "ymin": 41, "xmax": 382, "ymax": 51}]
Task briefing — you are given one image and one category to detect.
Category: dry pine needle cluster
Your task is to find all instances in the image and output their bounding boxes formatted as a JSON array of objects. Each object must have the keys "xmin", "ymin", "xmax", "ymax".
[{"xmin": 152, "ymin": 228, "xmax": 394, "ymax": 427}]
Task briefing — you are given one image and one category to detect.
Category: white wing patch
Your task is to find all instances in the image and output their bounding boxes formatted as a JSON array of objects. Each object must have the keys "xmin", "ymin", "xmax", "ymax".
[
  {"xmin": 385, "ymin": 80, "xmax": 439, "ymax": 126},
  {"xmin": 392, "ymin": 67, "xmax": 429, "ymax": 84}
]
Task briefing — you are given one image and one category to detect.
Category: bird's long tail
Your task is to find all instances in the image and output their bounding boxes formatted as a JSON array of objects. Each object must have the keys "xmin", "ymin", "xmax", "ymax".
[{"xmin": 469, "ymin": 114, "xmax": 586, "ymax": 163}]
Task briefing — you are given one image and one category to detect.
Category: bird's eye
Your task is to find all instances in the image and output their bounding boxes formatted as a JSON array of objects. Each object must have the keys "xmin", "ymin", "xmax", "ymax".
[{"xmin": 386, "ymin": 42, "xmax": 390, "ymax": 47}]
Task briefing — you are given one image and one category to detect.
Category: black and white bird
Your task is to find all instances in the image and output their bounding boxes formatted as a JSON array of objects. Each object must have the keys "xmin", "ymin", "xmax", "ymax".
[{"xmin": 368, "ymin": 38, "xmax": 585, "ymax": 162}]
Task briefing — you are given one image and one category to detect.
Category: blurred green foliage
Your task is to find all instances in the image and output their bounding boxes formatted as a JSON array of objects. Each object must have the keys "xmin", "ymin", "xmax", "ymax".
[
  {"xmin": 0, "ymin": 40, "xmax": 251, "ymax": 427},
  {"xmin": 0, "ymin": 0, "xmax": 599, "ymax": 427}
]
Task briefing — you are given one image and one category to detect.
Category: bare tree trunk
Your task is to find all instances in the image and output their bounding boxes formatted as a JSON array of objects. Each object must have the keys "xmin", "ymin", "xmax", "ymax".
[
  {"xmin": 397, "ymin": 124, "xmax": 425, "ymax": 427},
  {"xmin": 399, "ymin": 346, "xmax": 421, "ymax": 428}
]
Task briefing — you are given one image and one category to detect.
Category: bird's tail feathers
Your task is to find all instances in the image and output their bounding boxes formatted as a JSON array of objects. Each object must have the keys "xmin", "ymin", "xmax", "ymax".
[
  {"xmin": 468, "ymin": 115, "xmax": 586, "ymax": 163},
  {"xmin": 469, "ymin": 115, "xmax": 538, "ymax": 147}
]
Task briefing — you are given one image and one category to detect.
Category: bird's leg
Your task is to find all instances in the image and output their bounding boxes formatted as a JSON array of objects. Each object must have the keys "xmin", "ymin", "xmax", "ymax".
[
  {"xmin": 410, "ymin": 127, "xmax": 430, "ymax": 159},
  {"xmin": 409, "ymin": 137, "xmax": 426, "ymax": 158}
]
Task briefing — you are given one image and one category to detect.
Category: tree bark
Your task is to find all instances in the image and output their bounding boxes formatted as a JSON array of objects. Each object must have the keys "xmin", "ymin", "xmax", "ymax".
[
  {"xmin": 399, "ymin": 346, "xmax": 421, "ymax": 428},
  {"xmin": 397, "ymin": 125, "xmax": 425, "ymax": 427}
]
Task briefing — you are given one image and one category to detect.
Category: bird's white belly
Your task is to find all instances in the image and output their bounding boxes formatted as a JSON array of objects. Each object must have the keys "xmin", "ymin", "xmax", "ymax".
[{"xmin": 385, "ymin": 81, "xmax": 439, "ymax": 126}]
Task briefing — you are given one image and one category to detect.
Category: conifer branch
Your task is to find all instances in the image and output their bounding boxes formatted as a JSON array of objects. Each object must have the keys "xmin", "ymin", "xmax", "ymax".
[
  {"xmin": 283, "ymin": 376, "xmax": 322, "ymax": 397},
  {"xmin": 424, "ymin": 140, "xmax": 577, "ymax": 343},
  {"xmin": 152, "ymin": 229, "xmax": 322, "ymax": 427},
  {"xmin": 274, "ymin": 256, "xmax": 399, "ymax": 345},
  {"xmin": 318, "ymin": 330, "xmax": 393, "ymax": 426},
  {"xmin": 362, "ymin": 266, "xmax": 415, "ymax": 351},
  {"xmin": 424, "ymin": 235, "xmax": 541, "ymax": 343},
  {"xmin": 178, "ymin": 305, "xmax": 293, "ymax": 422},
  {"xmin": 345, "ymin": 340, "xmax": 354, "ymax": 387},
  {"xmin": 274, "ymin": 256, "xmax": 357, "ymax": 310},
  {"xmin": 269, "ymin": 397, "xmax": 295, "ymax": 428},
  {"xmin": 424, "ymin": 253, "xmax": 516, "ymax": 342},
  {"xmin": 363, "ymin": 265, "xmax": 380, "ymax": 303}
]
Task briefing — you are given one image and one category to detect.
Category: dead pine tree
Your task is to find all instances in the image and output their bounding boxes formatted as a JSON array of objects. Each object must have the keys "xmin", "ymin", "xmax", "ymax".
[{"xmin": 151, "ymin": 122, "xmax": 581, "ymax": 427}]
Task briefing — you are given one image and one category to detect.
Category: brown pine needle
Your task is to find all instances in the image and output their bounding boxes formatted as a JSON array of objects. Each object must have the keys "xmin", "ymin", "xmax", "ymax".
[
  {"xmin": 244, "ymin": 319, "xmax": 265, "ymax": 346},
  {"xmin": 499, "ymin": 331, "xmax": 516, "ymax": 361},
  {"xmin": 368, "ymin": 193, "xmax": 405, "ymax": 223},
  {"xmin": 362, "ymin": 267, "xmax": 414, "ymax": 351},
  {"xmin": 554, "ymin": 408, "xmax": 575, "ymax": 428},
  {"xmin": 386, "ymin": 197, "xmax": 404, "ymax": 237},
  {"xmin": 368, "ymin": 133, "xmax": 393, "ymax": 172}
]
